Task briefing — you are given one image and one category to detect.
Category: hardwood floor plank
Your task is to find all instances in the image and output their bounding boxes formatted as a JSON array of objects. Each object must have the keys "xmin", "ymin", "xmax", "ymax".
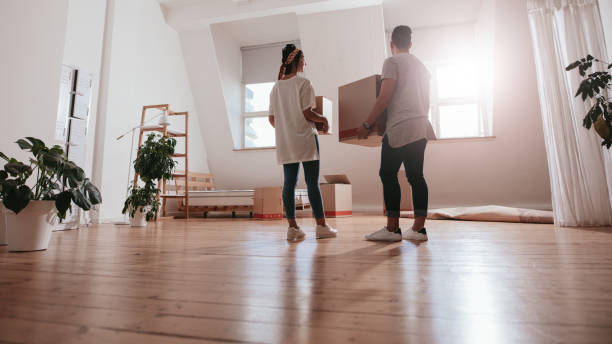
[{"xmin": 0, "ymin": 216, "xmax": 611, "ymax": 343}]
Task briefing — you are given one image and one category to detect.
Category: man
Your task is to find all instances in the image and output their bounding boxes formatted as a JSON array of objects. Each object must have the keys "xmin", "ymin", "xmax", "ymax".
[{"xmin": 358, "ymin": 25, "xmax": 436, "ymax": 242}]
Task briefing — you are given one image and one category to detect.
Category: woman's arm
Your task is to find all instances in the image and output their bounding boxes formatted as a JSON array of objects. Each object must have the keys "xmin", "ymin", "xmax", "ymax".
[
  {"xmin": 303, "ymin": 108, "xmax": 329, "ymax": 132},
  {"xmin": 268, "ymin": 114, "xmax": 275, "ymax": 128},
  {"xmin": 303, "ymin": 108, "xmax": 327, "ymax": 123}
]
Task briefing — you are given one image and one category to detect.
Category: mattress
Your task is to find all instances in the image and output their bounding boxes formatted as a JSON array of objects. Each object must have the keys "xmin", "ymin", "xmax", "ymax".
[{"xmin": 178, "ymin": 189, "xmax": 309, "ymax": 207}]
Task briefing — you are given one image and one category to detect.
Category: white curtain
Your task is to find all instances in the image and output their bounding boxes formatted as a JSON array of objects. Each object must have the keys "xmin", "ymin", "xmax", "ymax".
[{"xmin": 528, "ymin": 0, "xmax": 612, "ymax": 226}]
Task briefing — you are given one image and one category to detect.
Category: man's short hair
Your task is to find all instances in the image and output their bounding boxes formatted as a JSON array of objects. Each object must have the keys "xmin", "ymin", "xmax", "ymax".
[{"xmin": 391, "ymin": 25, "xmax": 412, "ymax": 48}]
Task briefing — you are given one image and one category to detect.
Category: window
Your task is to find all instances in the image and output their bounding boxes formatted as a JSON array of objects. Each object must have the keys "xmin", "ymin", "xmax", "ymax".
[
  {"xmin": 243, "ymin": 82, "xmax": 275, "ymax": 148},
  {"xmin": 428, "ymin": 60, "xmax": 488, "ymax": 139}
]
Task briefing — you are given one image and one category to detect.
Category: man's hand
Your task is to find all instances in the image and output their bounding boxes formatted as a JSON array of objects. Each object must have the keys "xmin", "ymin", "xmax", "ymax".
[{"xmin": 357, "ymin": 125, "xmax": 371, "ymax": 139}]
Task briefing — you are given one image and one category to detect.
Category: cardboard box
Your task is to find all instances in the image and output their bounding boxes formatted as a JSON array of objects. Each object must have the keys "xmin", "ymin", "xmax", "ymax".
[
  {"xmin": 253, "ymin": 187, "xmax": 283, "ymax": 219},
  {"xmin": 320, "ymin": 175, "xmax": 352, "ymax": 217},
  {"xmin": 338, "ymin": 75, "xmax": 387, "ymax": 147},
  {"xmin": 313, "ymin": 96, "xmax": 333, "ymax": 135}
]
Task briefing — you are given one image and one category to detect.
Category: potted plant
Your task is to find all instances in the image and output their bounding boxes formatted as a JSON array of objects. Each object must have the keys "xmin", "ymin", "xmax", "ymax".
[
  {"xmin": 566, "ymin": 55, "xmax": 612, "ymax": 149},
  {"xmin": 122, "ymin": 133, "xmax": 176, "ymax": 226},
  {"xmin": 123, "ymin": 183, "xmax": 160, "ymax": 227},
  {"xmin": 0, "ymin": 137, "xmax": 102, "ymax": 251},
  {"xmin": 0, "ymin": 203, "xmax": 6, "ymax": 246}
]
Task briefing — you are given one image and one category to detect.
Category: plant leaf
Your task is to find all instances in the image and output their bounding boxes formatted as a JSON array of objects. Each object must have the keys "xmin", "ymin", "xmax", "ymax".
[
  {"xmin": 566, "ymin": 61, "xmax": 581, "ymax": 71},
  {"xmin": 4, "ymin": 161, "xmax": 31, "ymax": 176},
  {"xmin": 55, "ymin": 191, "xmax": 72, "ymax": 220},
  {"xmin": 70, "ymin": 188, "xmax": 91, "ymax": 211},
  {"xmin": 42, "ymin": 151, "xmax": 63, "ymax": 169},
  {"xmin": 3, "ymin": 184, "xmax": 32, "ymax": 214},
  {"xmin": 15, "ymin": 139, "xmax": 32, "ymax": 151},
  {"xmin": 83, "ymin": 180, "xmax": 102, "ymax": 205}
]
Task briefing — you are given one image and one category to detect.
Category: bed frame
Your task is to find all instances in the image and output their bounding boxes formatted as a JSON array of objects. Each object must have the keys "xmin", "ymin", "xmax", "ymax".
[{"xmin": 165, "ymin": 172, "xmax": 310, "ymax": 218}]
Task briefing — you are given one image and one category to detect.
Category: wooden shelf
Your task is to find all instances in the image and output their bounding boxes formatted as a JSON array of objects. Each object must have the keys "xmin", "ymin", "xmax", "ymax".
[{"xmin": 135, "ymin": 106, "xmax": 190, "ymax": 219}]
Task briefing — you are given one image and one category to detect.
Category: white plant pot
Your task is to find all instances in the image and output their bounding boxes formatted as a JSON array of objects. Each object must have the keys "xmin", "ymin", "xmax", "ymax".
[
  {"xmin": 0, "ymin": 204, "xmax": 7, "ymax": 246},
  {"xmin": 6, "ymin": 200, "xmax": 56, "ymax": 252},
  {"xmin": 129, "ymin": 206, "xmax": 148, "ymax": 227}
]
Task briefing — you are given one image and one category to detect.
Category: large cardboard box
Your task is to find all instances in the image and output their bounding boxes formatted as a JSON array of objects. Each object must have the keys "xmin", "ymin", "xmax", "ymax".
[
  {"xmin": 253, "ymin": 187, "xmax": 283, "ymax": 219},
  {"xmin": 313, "ymin": 96, "xmax": 333, "ymax": 135},
  {"xmin": 338, "ymin": 75, "xmax": 386, "ymax": 147},
  {"xmin": 320, "ymin": 175, "xmax": 352, "ymax": 217}
]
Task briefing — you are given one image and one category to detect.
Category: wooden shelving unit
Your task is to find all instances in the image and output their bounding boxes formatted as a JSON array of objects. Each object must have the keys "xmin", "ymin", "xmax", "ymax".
[{"xmin": 133, "ymin": 104, "xmax": 190, "ymax": 219}]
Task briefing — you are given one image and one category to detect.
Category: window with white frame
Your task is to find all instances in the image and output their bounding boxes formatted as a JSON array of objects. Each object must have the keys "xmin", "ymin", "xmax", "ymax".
[
  {"xmin": 427, "ymin": 60, "xmax": 489, "ymax": 139},
  {"xmin": 243, "ymin": 82, "xmax": 275, "ymax": 148},
  {"xmin": 240, "ymin": 41, "xmax": 300, "ymax": 148}
]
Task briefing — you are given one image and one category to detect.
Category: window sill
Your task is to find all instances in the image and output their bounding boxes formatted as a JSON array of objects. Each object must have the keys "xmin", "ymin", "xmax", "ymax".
[
  {"xmin": 233, "ymin": 147, "xmax": 276, "ymax": 152},
  {"xmin": 430, "ymin": 136, "xmax": 496, "ymax": 143}
]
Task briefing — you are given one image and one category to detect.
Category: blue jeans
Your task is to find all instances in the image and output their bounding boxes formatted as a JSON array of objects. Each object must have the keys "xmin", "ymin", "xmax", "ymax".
[{"xmin": 282, "ymin": 136, "xmax": 325, "ymax": 219}]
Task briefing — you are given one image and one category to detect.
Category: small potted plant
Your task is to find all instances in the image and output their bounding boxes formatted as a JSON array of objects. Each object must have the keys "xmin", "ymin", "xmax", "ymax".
[
  {"xmin": 122, "ymin": 134, "xmax": 176, "ymax": 226},
  {"xmin": 0, "ymin": 137, "xmax": 102, "ymax": 251},
  {"xmin": 123, "ymin": 183, "xmax": 160, "ymax": 227}
]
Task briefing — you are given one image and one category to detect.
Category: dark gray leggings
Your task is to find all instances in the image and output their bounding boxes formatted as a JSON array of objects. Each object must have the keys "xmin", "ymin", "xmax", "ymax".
[{"xmin": 379, "ymin": 136, "xmax": 428, "ymax": 218}]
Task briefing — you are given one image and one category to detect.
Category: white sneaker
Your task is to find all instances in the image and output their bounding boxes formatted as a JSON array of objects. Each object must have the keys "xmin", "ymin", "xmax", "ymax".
[
  {"xmin": 403, "ymin": 228, "xmax": 428, "ymax": 241},
  {"xmin": 315, "ymin": 224, "xmax": 337, "ymax": 239},
  {"xmin": 365, "ymin": 227, "xmax": 402, "ymax": 242},
  {"xmin": 287, "ymin": 227, "xmax": 305, "ymax": 241}
]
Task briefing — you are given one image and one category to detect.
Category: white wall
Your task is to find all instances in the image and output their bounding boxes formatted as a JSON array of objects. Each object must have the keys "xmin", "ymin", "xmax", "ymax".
[
  {"xmin": 181, "ymin": 1, "xmax": 552, "ymax": 211},
  {"xmin": 95, "ymin": 0, "xmax": 209, "ymax": 221},
  {"xmin": 0, "ymin": 0, "xmax": 69, "ymax": 161},
  {"xmin": 210, "ymin": 25, "xmax": 243, "ymax": 149},
  {"xmin": 601, "ymin": 0, "xmax": 612, "ymax": 58},
  {"xmin": 62, "ymin": 0, "xmax": 107, "ymax": 177}
]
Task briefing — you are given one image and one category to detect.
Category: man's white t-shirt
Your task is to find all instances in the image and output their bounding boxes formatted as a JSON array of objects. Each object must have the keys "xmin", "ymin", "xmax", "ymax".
[
  {"xmin": 269, "ymin": 76, "xmax": 319, "ymax": 165},
  {"xmin": 381, "ymin": 53, "xmax": 436, "ymax": 148}
]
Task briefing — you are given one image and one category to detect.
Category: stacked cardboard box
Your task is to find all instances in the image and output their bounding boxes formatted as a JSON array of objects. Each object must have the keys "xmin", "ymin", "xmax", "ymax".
[
  {"xmin": 320, "ymin": 175, "xmax": 352, "ymax": 217},
  {"xmin": 338, "ymin": 75, "xmax": 386, "ymax": 147},
  {"xmin": 253, "ymin": 187, "xmax": 283, "ymax": 219}
]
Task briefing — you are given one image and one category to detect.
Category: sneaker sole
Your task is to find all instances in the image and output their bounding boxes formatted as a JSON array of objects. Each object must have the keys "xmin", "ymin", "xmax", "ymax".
[
  {"xmin": 403, "ymin": 236, "xmax": 428, "ymax": 241},
  {"xmin": 316, "ymin": 233, "xmax": 337, "ymax": 239},
  {"xmin": 365, "ymin": 236, "xmax": 401, "ymax": 242}
]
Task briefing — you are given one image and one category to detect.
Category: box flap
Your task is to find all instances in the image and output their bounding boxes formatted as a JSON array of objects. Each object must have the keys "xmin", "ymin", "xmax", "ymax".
[{"xmin": 323, "ymin": 174, "xmax": 351, "ymax": 184}]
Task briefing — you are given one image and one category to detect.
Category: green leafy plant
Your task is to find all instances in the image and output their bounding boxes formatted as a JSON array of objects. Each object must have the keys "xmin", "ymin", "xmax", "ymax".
[
  {"xmin": 122, "ymin": 134, "xmax": 176, "ymax": 221},
  {"xmin": 122, "ymin": 183, "xmax": 160, "ymax": 221},
  {"xmin": 0, "ymin": 137, "xmax": 102, "ymax": 219},
  {"xmin": 566, "ymin": 55, "xmax": 612, "ymax": 149},
  {"xmin": 134, "ymin": 134, "xmax": 177, "ymax": 182}
]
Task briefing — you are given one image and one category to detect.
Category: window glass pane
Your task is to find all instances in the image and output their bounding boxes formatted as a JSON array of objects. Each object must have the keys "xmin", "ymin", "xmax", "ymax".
[
  {"xmin": 436, "ymin": 62, "xmax": 477, "ymax": 99},
  {"xmin": 439, "ymin": 104, "xmax": 480, "ymax": 138},
  {"xmin": 245, "ymin": 116, "xmax": 275, "ymax": 148},
  {"xmin": 245, "ymin": 82, "xmax": 275, "ymax": 113}
]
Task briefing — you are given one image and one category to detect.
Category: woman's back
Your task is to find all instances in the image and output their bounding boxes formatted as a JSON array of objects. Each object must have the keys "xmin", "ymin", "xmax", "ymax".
[{"xmin": 269, "ymin": 75, "xmax": 318, "ymax": 165}]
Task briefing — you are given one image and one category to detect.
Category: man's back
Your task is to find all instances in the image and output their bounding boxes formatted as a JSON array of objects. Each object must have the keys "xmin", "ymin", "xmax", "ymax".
[{"xmin": 381, "ymin": 53, "xmax": 435, "ymax": 148}]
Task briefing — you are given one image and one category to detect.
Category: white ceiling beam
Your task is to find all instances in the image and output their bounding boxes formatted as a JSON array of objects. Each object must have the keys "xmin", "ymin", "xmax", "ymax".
[{"xmin": 163, "ymin": 0, "xmax": 382, "ymax": 32}]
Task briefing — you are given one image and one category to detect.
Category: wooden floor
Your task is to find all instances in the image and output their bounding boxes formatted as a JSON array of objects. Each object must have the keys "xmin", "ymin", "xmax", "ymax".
[{"xmin": 1, "ymin": 215, "xmax": 612, "ymax": 344}]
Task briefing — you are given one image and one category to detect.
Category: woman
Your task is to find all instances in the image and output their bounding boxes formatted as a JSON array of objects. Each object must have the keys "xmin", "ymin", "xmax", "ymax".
[{"xmin": 268, "ymin": 44, "xmax": 337, "ymax": 241}]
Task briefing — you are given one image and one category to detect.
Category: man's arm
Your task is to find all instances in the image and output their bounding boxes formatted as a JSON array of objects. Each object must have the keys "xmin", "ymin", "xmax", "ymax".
[{"xmin": 358, "ymin": 78, "xmax": 396, "ymax": 138}]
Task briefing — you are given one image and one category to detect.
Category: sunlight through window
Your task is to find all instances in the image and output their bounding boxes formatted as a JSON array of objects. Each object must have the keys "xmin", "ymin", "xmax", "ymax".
[
  {"xmin": 244, "ymin": 116, "xmax": 275, "ymax": 148},
  {"xmin": 245, "ymin": 82, "xmax": 275, "ymax": 113}
]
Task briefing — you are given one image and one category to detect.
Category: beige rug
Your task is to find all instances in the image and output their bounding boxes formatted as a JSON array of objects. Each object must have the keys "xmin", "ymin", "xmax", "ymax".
[{"xmin": 400, "ymin": 205, "xmax": 554, "ymax": 224}]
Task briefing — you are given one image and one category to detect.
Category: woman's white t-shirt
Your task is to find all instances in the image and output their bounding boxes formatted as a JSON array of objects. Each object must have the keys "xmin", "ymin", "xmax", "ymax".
[{"xmin": 269, "ymin": 76, "xmax": 319, "ymax": 165}]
